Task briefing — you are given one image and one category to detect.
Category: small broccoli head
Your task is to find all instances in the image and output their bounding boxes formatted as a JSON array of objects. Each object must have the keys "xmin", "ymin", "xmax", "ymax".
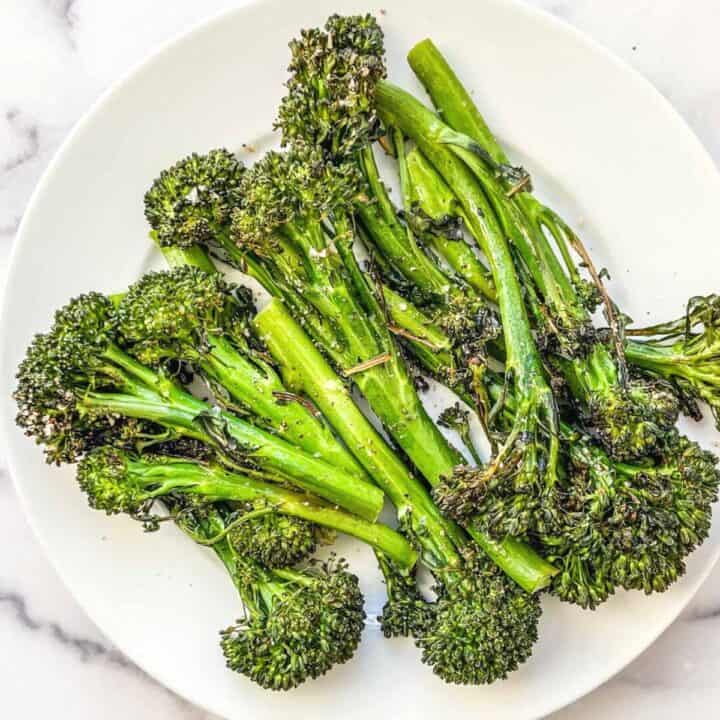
[
  {"xmin": 564, "ymin": 343, "xmax": 680, "ymax": 461},
  {"xmin": 14, "ymin": 331, "xmax": 92, "ymax": 464},
  {"xmin": 231, "ymin": 148, "xmax": 363, "ymax": 253},
  {"xmin": 13, "ymin": 294, "xmax": 123, "ymax": 464},
  {"xmin": 221, "ymin": 557, "xmax": 365, "ymax": 690},
  {"xmin": 144, "ymin": 149, "xmax": 244, "ymax": 249},
  {"xmin": 51, "ymin": 292, "xmax": 117, "ymax": 368},
  {"xmin": 610, "ymin": 432, "xmax": 719, "ymax": 594},
  {"xmin": 435, "ymin": 461, "xmax": 546, "ymax": 539},
  {"xmin": 542, "ymin": 431, "xmax": 719, "ymax": 607},
  {"xmin": 585, "ymin": 377, "xmax": 679, "ymax": 461},
  {"xmin": 276, "ymin": 14, "xmax": 386, "ymax": 157},
  {"xmin": 436, "ymin": 295, "xmax": 498, "ymax": 347},
  {"xmin": 434, "ymin": 401, "xmax": 558, "ymax": 539},
  {"xmin": 230, "ymin": 151, "xmax": 292, "ymax": 253},
  {"xmin": 117, "ymin": 267, "xmax": 254, "ymax": 365},
  {"xmin": 77, "ymin": 446, "xmax": 162, "ymax": 517},
  {"xmin": 416, "ymin": 558, "xmax": 540, "ymax": 685},
  {"xmin": 539, "ymin": 440, "xmax": 621, "ymax": 609},
  {"xmin": 375, "ymin": 552, "xmax": 434, "ymax": 639},
  {"xmin": 76, "ymin": 446, "xmax": 153, "ymax": 518},
  {"xmin": 226, "ymin": 499, "xmax": 317, "ymax": 569},
  {"xmin": 573, "ymin": 278, "xmax": 602, "ymax": 313}
]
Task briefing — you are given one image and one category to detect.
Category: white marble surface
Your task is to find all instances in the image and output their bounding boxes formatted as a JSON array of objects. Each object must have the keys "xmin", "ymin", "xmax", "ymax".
[{"xmin": 1, "ymin": 1, "xmax": 719, "ymax": 717}]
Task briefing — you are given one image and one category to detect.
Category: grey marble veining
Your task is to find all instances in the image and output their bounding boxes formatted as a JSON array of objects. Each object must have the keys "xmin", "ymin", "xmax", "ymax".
[{"xmin": 2, "ymin": 1, "xmax": 720, "ymax": 718}]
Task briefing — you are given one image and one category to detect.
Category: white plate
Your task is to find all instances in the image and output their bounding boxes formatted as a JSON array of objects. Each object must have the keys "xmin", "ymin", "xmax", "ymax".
[{"xmin": 3, "ymin": 0, "xmax": 720, "ymax": 718}]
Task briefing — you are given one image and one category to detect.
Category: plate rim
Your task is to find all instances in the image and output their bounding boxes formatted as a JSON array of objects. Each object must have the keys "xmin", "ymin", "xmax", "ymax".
[{"xmin": 2, "ymin": 0, "xmax": 719, "ymax": 718}]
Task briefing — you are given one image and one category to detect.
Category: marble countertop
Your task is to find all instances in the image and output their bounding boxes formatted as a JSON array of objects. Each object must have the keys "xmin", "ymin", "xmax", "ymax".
[{"xmin": 2, "ymin": 1, "xmax": 719, "ymax": 717}]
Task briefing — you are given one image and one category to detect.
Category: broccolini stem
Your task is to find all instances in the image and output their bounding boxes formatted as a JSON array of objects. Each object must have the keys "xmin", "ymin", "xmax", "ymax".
[
  {"xmin": 215, "ymin": 410, "xmax": 384, "ymax": 522},
  {"xmin": 356, "ymin": 145, "xmax": 452, "ymax": 298},
  {"xmin": 407, "ymin": 40, "xmax": 504, "ymax": 164},
  {"xmin": 152, "ymin": 226, "xmax": 370, "ymax": 482},
  {"xmin": 407, "ymin": 40, "xmax": 585, "ymax": 311},
  {"xmin": 129, "ymin": 458, "xmax": 417, "ymax": 569},
  {"xmin": 255, "ymin": 299, "xmax": 557, "ymax": 591},
  {"xmin": 401, "ymin": 145, "xmax": 496, "ymax": 301},
  {"xmin": 94, "ymin": 345, "xmax": 384, "ymax": 520},
  {"xmin": 255, "ymin": 299, "xmax": 464, "ymax": 555},
  {"xmin": 256, "ymin": 299, "xmax": 466, "ymax": 567},
  {"xmin": 381, "ymin": 285, "xmax": 478, "ymax": 406},
  {"xmin": 373, "ymin": 82, "xmax": 553, "ymax": 402},
  {"xmin": 475, "ymin": 534, "xmax": 557, "ymax": 593},
  {"xmin": 156, "ymin": 241, "xmax": 218, "ymax": 274},
  {"xmin": 382, "ymin": 285, "xmax": 454, "ymax": 351},
  {"xmin": 354, "ymin": 359, "xmax": 464, "ymax": 483},
  {"xmin": 244, "ymin": 204, "xmax": 464, "ymax": 488},
  {"xmin": 200, "ymin": 334, "xmax": 370, "ymax": 482}
]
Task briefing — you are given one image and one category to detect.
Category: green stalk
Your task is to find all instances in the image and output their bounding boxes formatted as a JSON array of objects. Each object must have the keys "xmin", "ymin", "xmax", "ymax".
[
  {"xmin": 561, "ymin": 343, "xmax": 621, "ymax": 404},
  {"xmin": 153, "ymin": 228, "xmax": 283, "ymax": 297},
  {"xmin": 407, "ymin": 40, "xmax": 586, "ymax": 317},
  {"xmin": 624, "ymin": 341, "xmax": 699, "ymax": 376},
  {"xmin": 200, "ymin": 334, "xmax": 369, "ymax": 482},
  {"xmin": 382, "ymin": 286, "xmax": 452, "ymax": 353},
  {"xmin": 255, "ymin": 298, "xmax": 557, "ymax": 591},
  {"xmin": 248, "ymin": 209, "xmax": 463, "ymax": 488},
  {"xmin": 356, "ymin": 146, "xmax": 452, "ymax": 298},
  {"xmin": 255, "ymin": 300, "xmax": 451, "ymax": 513},
  {"xmin": 153, "ymin": 230, "xmax": 371, "ymax": 484},
  {"xmin": 256, "ymin": 300, "xmax": 464, "ymax": 569},
  {"xmin": 625, "ymin": 339, "xmax": 719, "ymax": 409},
  {"xmin": 128, "ymin": 457, "xmax": 417, "ymax": 569},
  {"xmin": 374, "ymin": 82, "xmax": 552, "ymax": 400},
  {"xmin": 407, "ymin": 43, "xmax": 647, "ymax": 407},
  {"xmin": 381, "ymin": 285, "xmax": 479, "ymax": 406},
  {"xmin": 401, "ymin": 142, "xmax": 496, "ymax": 301},
  {"xmin": 88, "ymin": 345, "xmax": 384, "ymax": 520},
  {"xmin": 157, "ymin": 242, "xmax": 218, "ymax": 274},
  {"xmin": 215, "ymin": 409, "xmax": 383, "ymax": 521},
  {"xmin": 407, "ymin": 40, "xmax": 504, "ymax": 165}
]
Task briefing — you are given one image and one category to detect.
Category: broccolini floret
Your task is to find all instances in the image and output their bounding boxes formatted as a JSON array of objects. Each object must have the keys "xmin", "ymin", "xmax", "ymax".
[
  {"xmin": 174, "ymin": 502, "xmax": 365, "ymax": 690},
  {"xmin": 13, "ymin": 292, "xmax": 384, "ymax": 520},
  {"xmin": 116, "ymin": 265, "xmax": 368, "ymax": 481}
]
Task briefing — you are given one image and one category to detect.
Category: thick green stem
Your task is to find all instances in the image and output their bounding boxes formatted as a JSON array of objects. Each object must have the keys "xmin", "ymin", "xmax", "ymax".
[
  {"xmin": 217, "ymin": 410, "xmax": 383, "ymax": 521},
  {"xmin": 374, "ymin": 82, "xmax": 547, "ymax": 391},
  {"xmin": 134, "ymin": 459, "xmax": 417, "ymax": 569},
  {"xmin": 156, "ymin": 241, "xmax": 218, "ymax": 274},
  {"xmin": 254, "ymin": 301, "xmax": 411, "ymax": 508},
  {"xmin": 403, "ymin": 147, "xmax": 496, "ymax": 300},
  {"xmin": 354, "ymin": 363, "xmax": 463, "ymax": 483},
  {"xmin": 407, "ymin": 40, "xmax": 584, "ymax": 314},
  {"xmin": 254, "ymin": 299, "xmax": 464, "ymax": 565},
  {"xmin": 382, "ymin": 285, "xmax": 453, "ymax": 352},
  {"xmin": 202, "ymin": 334, "xmax": 368, "ymax": 482},
  {"xmin": 255, "ymin": 299, "xmax": 556, "ymax": 590},
  {"xmin": 153, "ymin": 226, "xmax": 369, "ymax": 482},
  {"xmin": 472, "ymin": 532, "xmax": 558, "ymax": 593},
  {"xmin": 250, "ymin": 212, "xmax": 464, "ymax": 490},
  {"xmin": 408, "ymin": 39, "xmax": 505, "ymax": 165},
  {"xmin": 89, "ymin": 346, "xmax": 384, "ymax": 520}
]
